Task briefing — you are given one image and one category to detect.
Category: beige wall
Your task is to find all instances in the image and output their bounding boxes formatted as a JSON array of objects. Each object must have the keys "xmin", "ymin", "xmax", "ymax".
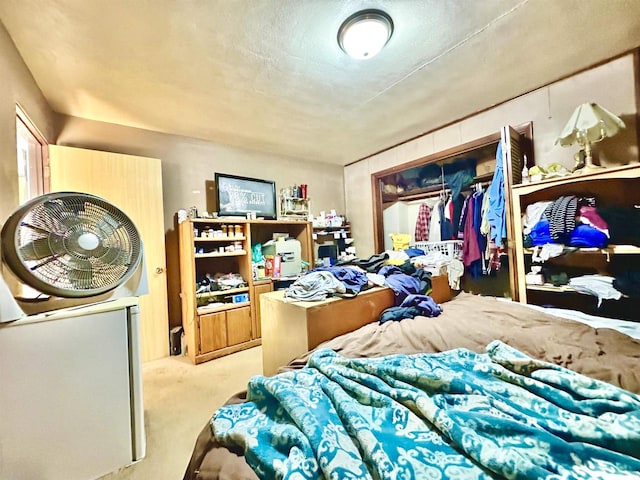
[
  {"xmin": 55, "ymin": 115, "xmax": 345, "ymax": 327},
  {"xmin": 0, "ymin": 21, "xmax": 54, "ymax": 223},
  {"xmin": 55, "ymin": 115, "xmax": 345, "ymax": 230},
  {"xmin": 346, "ymin": 54, "xmax": 639, "ymax": 258}
]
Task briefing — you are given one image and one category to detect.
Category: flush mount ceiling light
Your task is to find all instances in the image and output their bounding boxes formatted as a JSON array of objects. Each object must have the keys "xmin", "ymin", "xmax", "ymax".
[{"xmin": 338, "ymin": 9, "xmax": 394, "ymax": 60}]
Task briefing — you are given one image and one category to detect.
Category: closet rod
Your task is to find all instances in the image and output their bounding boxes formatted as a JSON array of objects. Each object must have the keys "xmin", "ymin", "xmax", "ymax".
[{"xmin": 402, "ymin": 180, "xmax": 492, "ymax": 204}]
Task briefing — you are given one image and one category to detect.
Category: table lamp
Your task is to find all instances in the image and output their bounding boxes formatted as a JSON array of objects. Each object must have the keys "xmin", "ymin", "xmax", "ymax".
[{"xmin": 555, "ymin": 102, "xmax": 625, "ymax": 174}]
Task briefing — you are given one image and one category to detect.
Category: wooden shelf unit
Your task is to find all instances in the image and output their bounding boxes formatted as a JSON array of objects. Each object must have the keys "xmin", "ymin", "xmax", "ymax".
[
  {"xmin": 312, "ymin": 223, "xmax": 354, "ymax": 262},
  {"xmin": 511, "ymin": 163, "xmax": 640, "ymax": 317},
  {"xmin": 279, "ymin": 195, "xmax": 310, "ymax": 219},
  {"xmin": 178, "ymin": 217, "xmax": 313, "ymax": 364}
]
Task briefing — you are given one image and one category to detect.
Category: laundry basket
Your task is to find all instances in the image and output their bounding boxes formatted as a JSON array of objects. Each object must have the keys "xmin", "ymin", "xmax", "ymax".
[{"xmin": 413, "ymin": 240, "xmax": 463, "ymax": 260}]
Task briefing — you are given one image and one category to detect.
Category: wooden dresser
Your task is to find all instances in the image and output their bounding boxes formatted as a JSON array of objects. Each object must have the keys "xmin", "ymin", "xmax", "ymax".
[{"xmin": 260, "ymin": 275, "xmax": 450, "ymax": 375}]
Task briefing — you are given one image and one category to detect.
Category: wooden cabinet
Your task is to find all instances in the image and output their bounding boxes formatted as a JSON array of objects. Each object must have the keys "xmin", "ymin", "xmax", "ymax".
[
  {"xmin": 260, "ymin": 275, "xmax": 451, "ymax": 375},
  {"xmin": 251, "ymin": 281, "xmax": 273, "ymax": 339},
  {"xmin": 199, "ymin": 311, "xmax": 227, "ymax": 352},
  {"xmin": 226, "ymin": 306, "xmax": 252, "ymax": 345},
  {"xmin": 511, "ymin": 164, "xmax": 640, "ymax": 319},
  {"xmin": 261, "ymin": 287, "xmax": 395, "ymax": 375},
  {"xmin": 178, "ymin": 217, "xmax": 313, "ymax": 364}
]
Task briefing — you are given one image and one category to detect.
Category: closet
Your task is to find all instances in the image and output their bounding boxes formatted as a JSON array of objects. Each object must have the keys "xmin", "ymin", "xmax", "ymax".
[{"xmin": 372, "ymin": 124, "xmax": 533, "ymax": 299}]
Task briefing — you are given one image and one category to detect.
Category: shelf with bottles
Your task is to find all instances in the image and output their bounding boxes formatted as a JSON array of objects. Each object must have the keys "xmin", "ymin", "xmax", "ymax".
[
  {"xmin": 194, "ymin": 249, "xmax": 247, "ymax": 258},
  {"xmin": 279, "ymin": 185, "xmax": 310, "ymax": 218},
  {"xmin": 280, "ymin": 197, "xmax": 310, "ymax": 217},
  {"xmin": 193, "ymin": 222, "xmax": 246, "ymax": 240},
  {"xmin": 194, "ymin": 236, "xmax": 247, "ymax": 242}
]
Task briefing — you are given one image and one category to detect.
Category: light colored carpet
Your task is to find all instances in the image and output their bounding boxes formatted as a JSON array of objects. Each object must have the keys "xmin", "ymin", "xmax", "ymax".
[{"xmin": 99, "ymin": 346, "xmax": 262, "ymax": 480}]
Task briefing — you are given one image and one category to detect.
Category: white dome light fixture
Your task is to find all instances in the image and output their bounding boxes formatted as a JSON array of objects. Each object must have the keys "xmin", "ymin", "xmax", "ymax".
[{"xmin": 338, "ymin": 9, "xmax": 393, "ymax": 60}]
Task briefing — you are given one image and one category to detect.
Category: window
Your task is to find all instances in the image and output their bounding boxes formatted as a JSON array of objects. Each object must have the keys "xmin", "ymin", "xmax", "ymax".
[{"xmin": 16, "ymin": 105, "xmax": 48, "ymax": 204}]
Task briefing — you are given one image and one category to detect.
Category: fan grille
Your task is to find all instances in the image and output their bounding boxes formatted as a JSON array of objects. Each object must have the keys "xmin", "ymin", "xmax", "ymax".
[{"xmin": 2, "ymin": 193, "xmax": 142, "ymax": 298}]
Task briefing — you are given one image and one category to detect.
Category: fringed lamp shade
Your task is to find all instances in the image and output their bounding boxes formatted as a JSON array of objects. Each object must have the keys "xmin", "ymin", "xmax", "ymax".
[{"xmin": 555, "ymin": 103, "xmax": 625, "ymax": 173}]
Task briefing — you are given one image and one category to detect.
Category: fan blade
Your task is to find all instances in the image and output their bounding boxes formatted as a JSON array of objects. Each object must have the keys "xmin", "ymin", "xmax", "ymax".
[
  {"xmin": 19, "ymin": 237, "xmax": 55, "ymax": 261},
  {"xmin": 100, "ymin": 246, "xmax": 133, "ymax": 266},
  {"xmin": 67, "ymin": 264, "xmax": 92, "ymax": 290},
  {"xmin": 43, "ymin": 198, "xmax": 83, "ymax": 216},
  {"xmin": 95, "ymin": 214, "xmax": 121, "ymax": 237},
  {"xmin": 19, "ymin": 221, "xmax": 55, "ymax": 236}
]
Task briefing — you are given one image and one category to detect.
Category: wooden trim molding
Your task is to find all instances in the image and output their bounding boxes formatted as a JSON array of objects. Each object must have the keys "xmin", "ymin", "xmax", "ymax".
[{"xmin": 634, "ymin": 48, "xmax": 640, "ymax": 156}]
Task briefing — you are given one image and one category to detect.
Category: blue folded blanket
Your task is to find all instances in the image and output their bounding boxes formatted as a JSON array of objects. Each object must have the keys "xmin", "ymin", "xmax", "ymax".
[{"xmin": 212, "ymin": 342, "xmax": 640, "ymax": 479}]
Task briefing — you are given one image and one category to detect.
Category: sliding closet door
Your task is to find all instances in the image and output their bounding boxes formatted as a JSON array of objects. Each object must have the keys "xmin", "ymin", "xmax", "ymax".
[
  {"xmin": 49, "ymin": 145, "xmax": 169, "ymax": 361},
  {"xmin": 501, "ymin": 125, "xmax": 524, "ymax": 301}
]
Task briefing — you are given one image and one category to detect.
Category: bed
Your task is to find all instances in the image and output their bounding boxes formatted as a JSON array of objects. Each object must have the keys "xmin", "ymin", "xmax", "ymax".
[{"xmin": 183, "ymin": 292, "xmax": 640, "ymax": 480}]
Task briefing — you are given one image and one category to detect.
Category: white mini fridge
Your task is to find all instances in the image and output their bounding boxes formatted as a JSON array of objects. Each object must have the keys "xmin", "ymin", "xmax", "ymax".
[{"xmin": 0, "ymin": 297, "xmax": 145, "ymax": 480}]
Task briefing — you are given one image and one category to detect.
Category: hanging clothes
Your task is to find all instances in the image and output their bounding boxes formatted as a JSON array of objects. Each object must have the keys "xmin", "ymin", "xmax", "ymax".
[
  {"xmin": 428, "ymin": 200, "xmax": 442, "ymax": 242},
  {"xmin": 473, "ymin": 190, "xmax": 487, "ymax": 276},
  {"xmin": 452, "ymin": 194, "xmax": 465, "ymax": 239},
  {"xmin": 486, "ymin": 141, "xmax": 506, "ymax": 247},
  {"xmin": 462, "ymin": 195, "xmax": 481, "ymax": 269},
  {"xmin": 440, "ymin": 198, "xmax": 454, "ymax": 240},
  {"xmin": 480, "ymin": 190, "xmax": 491, "ymax": 237},
  {"xmin": 486, "ymin": 241, "xmax": 502, "ymax": 275},
  {"xmin": 414, "ymin": 203, "xmax": 430, "ymax": 242},
  {"xmin": 443, "ymin": 158, "xmax": 477, "ymax": 198},
  {"xmin": 457, "ymin": 193, "xmax": 469, "ymax": 240}
]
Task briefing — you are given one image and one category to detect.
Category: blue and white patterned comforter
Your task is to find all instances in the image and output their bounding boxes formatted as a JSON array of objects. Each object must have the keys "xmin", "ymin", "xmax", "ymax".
[{"xmin": 212, "ymin": 341, "xmax": 640, "ymax": 479}]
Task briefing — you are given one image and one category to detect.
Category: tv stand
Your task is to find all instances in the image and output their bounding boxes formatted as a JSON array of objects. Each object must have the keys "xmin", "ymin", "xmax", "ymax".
[{"xmin": 178, "ymin": 217, "xmax": 314, "ymax": 364}]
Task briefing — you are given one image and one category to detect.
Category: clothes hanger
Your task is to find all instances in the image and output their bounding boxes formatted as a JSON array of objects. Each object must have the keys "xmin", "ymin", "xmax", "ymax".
[{"xmin": 438, "ymin": 166, "xmax": 447, "ymax": 202}]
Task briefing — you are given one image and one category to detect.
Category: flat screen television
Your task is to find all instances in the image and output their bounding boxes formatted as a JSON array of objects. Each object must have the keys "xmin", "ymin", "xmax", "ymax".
[{"xmin": 215, "ymin": 173, "xmax": 277, "ymax": 219}]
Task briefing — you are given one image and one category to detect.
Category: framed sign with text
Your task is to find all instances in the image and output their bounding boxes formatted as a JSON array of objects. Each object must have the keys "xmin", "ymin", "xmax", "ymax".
[{"xmin": 215, "ymin": 172, "xmax": 277, "ymax": 219}]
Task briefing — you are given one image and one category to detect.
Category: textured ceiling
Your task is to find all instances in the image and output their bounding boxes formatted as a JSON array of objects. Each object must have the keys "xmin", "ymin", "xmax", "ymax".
[{"xmin": 1, "ymin": 0, "xmax": 640, "ymax": 165}]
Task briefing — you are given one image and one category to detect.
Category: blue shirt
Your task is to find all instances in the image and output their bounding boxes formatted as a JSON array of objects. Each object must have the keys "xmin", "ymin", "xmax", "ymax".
[{"xmin": 487, "ymin": 141, "xmax": 506, "ymax": 247}]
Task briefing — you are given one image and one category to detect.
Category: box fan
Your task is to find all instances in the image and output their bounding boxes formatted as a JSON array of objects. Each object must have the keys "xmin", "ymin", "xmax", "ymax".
[{"xmin": 0, "ymin": 191, "xmax": 147, "ymax": 322}]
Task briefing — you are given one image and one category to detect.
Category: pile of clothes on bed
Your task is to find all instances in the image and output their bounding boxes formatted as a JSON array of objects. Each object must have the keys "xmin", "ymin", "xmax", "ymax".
[{"xmin": 283, "ymin": 252, "xmax": 442, "ymax": 322}]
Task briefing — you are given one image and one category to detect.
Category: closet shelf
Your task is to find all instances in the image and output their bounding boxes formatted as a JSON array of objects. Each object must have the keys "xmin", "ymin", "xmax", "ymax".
[
  {"xmin": 526, "ymin": 284, "xmax": 630, "ymax": 298},
  {"xmin": 196, "ymin": 286, "xmax": 249, "ymax": 299},
  {"xmin": 194, "ymin": 250, "xmax": 247, "ymax": 258},
  {"xmin": 195, "ymin": 236, "xmax": 246, "ymax": 242},
  {"xmin": 523, "ymin": 245, "xmax": 640, "ymax": 255},
  {"xmin": 526, "ymin": 284, "xmax": 581, "ymax": 293},
  {"xmin": 383, "ymin": 172, "xmax": 494, "ymax": 203}
]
